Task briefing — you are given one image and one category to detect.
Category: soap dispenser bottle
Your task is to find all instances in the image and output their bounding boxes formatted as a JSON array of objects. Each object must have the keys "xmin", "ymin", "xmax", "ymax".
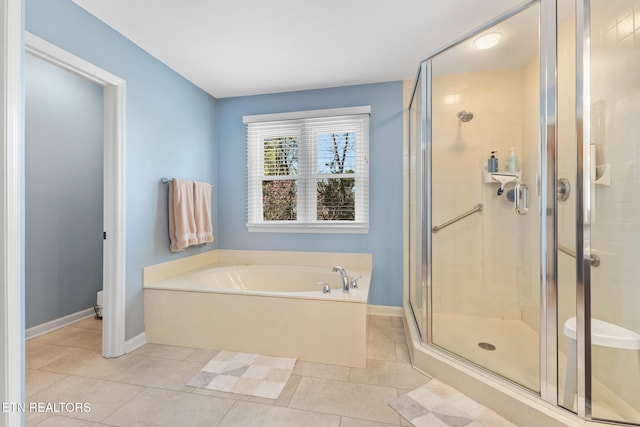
[
  {"xmin": 507, "ymin": 147, "xmax": 519, "ymax": 172},
  {"xmin": 488, "ymin": 151, "xmax": 498, "ymax": 172}
]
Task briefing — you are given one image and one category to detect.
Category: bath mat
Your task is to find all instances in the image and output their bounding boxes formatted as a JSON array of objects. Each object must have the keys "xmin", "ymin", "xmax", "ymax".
[
  {"xmin": 186, "ymin": 350, "xmax": 296, "ymax": 399},
  {"xmin": 388, "ymin": 379, "xmax": 517, "ymax": 427}
]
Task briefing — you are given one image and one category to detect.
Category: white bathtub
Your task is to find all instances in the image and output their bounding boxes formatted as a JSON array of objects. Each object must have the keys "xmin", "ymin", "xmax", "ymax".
[{"xmin": 143, "ymin": 251, "xmax": 371, "ymax": 367}]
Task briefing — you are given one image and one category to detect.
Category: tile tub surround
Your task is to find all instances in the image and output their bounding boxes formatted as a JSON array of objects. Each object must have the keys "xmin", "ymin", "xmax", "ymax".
[
  {"xmin": 25, "ymin": 315, "xmax": 527, "ymax": 427},
  {"xmin": 143, "ymin": 250, "xmax": 371, "ymax": 368}
]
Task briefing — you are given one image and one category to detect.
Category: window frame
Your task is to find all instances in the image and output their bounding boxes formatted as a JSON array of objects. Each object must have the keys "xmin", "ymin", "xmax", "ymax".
[{"xmin": 244, "ymin": 106, "xmax": 370, "ymax": 233}]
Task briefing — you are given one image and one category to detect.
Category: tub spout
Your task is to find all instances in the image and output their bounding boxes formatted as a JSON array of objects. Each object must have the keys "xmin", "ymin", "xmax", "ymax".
[{"xmin": 332, "ymin": 266, "xmax": 349, "ymax": 292}]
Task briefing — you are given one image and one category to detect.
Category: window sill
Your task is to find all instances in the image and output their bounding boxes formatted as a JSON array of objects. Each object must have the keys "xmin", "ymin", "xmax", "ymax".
[{"xmin": 246, "ymin": 222, "xmax": 369, "ymax": 234}]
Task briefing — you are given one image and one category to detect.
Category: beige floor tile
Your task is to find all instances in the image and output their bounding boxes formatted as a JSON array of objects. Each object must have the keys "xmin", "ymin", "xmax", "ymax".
[
  {"xmin": 400, "ymin": 418, "xmax": 412, "ymax": 426},
  {"xmin": 391, "ymin": 317, "xmax": 404, "ymax": 329},
  {"xmin": 27, "ymin": 375, "xmax": 143, "ymax": 423},
  {"xmin": 26, "ymin": 343, "xmax": 77, "ymax": 369},
  {"xmin": 192, "ymin": 373, "xmax": 301, "ymax": 408},
  {"xmin": 395, "ymin": 343, "xmax": 411, "ymax": 364},
  {"xmin": 293, "ymin": 360, "xmax": 351, "ymax": 381},
  {"xmin": 32, "ymin": 415, "xmax": 106, "ymax": 426},
  {"xmin": 339, "ymin": 417, "xmax": 401, "ymax": 426},
  {"xmin": 367, "ymin": 339, "xmax": 398, "ymax": 362},
  {"xmin": 30, "ymin": 326, "xmax": 88, "ymax": 345},
  {"xmin": 289, "ymin": 377, "xmax": 400, "ymax": 424},
  {"xmin": 218, "ymin": 400, "xmax": 340, "ymax": 427},
  {"xmin": 103, "ymin": 387, "xmax": 234, "ymax": 427},
  {"xmin": 128, "ymin": 343, "xmax": 197, "ymax": 360},
  {"xmin": 24, "ymin": 309, "xmax": 522, "ymax": 426},
  {"xmin": 368, "ymin": 315, "xmax": 393, "ymax": 329},
  {"xmin": 57, "ymin": 329, "xmax": 102, "ymax": 351},
  {"xmin": 349, "ymin": 359, "xmax": 428, "ymax": 390},
  {"xmin": 71, "ymin": 317, "xmax": 103, "ymax": 331},
  {"xmin": 25, "ymin": 410, "xmax": 51, "ymax": 426},
  {"xmin": 39, "ymin": 348, "xmax": 142, "ymax": 380},
  {"xmin": 113, "ymin": 356, "xmax": 203, "ymax": 391},
  {"xmin": 185, "ymin": 347, "xmax": 221, "ymax": 363},
  {"xmin": 26, "ymin": 369, "xmax": 67, "ymax": 398},
  {"xmin": 367, "ymin": 325, "xmax": 407, "ymax": 345}
]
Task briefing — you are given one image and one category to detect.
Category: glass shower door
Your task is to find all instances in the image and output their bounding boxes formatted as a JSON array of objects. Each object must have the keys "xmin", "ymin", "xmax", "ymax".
[
  {"xmin": 428, "ymin": 3, "xmax": 541, "ymax": 392},
  {"xmin": 584, "ymin": 0, "xmax": 640, "ymax": 423}
]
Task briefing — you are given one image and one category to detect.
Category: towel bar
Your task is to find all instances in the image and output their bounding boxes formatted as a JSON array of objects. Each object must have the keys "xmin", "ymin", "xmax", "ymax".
[{"xmin": 160, "ymin": 177, "xmax": 213, "ymax": 186}]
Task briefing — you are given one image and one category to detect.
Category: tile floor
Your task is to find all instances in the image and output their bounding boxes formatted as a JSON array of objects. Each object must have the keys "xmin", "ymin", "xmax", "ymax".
[{"xmin": 24, "ymin": 315, "xmax": 502, "ymax": 426}]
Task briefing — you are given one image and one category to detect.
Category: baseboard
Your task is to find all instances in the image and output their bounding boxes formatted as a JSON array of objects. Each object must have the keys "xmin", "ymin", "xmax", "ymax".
[
  {"xmin": 26, "ymin": 307, "xmax": 96, "ymax": 340},
  {"xmin": 125, "ymin": 332, "xmax": 146, "ymax": 354},
  {"xmin": 367, "ymin": 304, "xmax": 403, "ymax": 317}
]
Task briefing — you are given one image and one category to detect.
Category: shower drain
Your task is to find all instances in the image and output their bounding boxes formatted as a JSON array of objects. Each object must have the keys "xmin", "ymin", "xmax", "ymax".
[{"xmin": 478, "ymin": 342, "xmax": 496, "ymax": 351}]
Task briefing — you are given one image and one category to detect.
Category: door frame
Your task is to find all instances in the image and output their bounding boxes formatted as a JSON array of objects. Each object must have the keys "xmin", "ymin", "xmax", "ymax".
[
  {"xmin": 24, "ymin": 33, "xmax": 127, "ymax": 358},
  {"xmin": 1, "ymin": 0, "xmax": 24, "ymax": 426}
]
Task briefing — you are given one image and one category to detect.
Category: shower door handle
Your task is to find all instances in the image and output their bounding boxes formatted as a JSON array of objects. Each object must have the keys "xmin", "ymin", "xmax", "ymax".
[{"xmin": 514, "ymin": 183, "xmax": 529, "ymax": 215}]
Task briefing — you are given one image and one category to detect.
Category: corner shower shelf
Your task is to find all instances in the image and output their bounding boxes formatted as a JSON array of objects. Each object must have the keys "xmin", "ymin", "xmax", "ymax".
[{"xmin": 483, "ymin": 171, "xmax": 521, "ymax": 183}]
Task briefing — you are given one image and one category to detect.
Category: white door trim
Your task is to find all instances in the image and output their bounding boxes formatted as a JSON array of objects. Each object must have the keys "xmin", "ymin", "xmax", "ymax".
[
  {"xmin": 25, "ymin": 32, "xmax": 126, "ymax": 358},
  {"xmin": 2, "ymin": 0, "xmax": 24, "ymax": 425}
]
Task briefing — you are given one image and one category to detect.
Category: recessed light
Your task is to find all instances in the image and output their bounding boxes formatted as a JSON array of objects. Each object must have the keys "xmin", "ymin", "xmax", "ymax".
[{"xmin": 474, "ymin": 32, "xmax": 502, "ymax": 50}]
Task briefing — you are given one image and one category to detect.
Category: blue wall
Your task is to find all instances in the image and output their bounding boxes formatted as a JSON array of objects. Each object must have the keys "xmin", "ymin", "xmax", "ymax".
[
  {"xmin": 25, "ymin": 0, "xmax": 404, "ymax": 344},
  {"xmin": 217, "ymin": 83, "xmax": 404, "ymax": 307},
  {"xmin": 25, "ymin": 53, "xmax": 104, "ymax": 328},
  {"xmin": 26, "ymin": 0, "xmax": 218, "ymax": 339}
]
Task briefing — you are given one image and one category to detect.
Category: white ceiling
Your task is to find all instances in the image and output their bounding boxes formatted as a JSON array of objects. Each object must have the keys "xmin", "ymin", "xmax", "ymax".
[{"xmin": 72, "ymin": 0, "xmax": 524, "ymax": 99}]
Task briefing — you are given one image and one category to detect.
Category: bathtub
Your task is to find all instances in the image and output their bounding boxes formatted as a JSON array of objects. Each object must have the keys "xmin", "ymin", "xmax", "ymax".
[{"xmin": 143, "ymin": 250, "xmax": 371, "ymax": 368}]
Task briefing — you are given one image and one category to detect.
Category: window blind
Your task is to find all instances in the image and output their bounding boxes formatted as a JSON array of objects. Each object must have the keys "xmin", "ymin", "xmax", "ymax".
[{"xmin": 245, "ymin": 108, "xmax": 370, "ymax": 233}]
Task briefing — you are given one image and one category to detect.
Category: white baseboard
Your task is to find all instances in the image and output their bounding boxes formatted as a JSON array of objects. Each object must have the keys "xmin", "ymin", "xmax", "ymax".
[
  {"xmin": 367, "ymin": 304, "xmax": 403, "ymax": 317},
  {"xmin": 125, "ymin": 332, "xmax": 146, "ymax": 354},
  {"xmin": 26, "ymin": 307, "xmax": 96, "ymax": 340}
]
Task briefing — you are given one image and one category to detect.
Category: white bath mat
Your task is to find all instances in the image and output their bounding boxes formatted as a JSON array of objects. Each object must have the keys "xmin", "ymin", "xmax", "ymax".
[
  {"xmin": 388, "ymin": 379, "xmax": 517, "ymax": 427},
  {"xmin": 186, "ymin": 350, "xmax": 296, "ymax": 399}
]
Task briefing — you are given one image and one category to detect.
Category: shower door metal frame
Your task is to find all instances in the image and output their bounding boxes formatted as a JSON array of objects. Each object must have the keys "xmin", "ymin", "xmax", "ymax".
[
  {"xmin": 575, "ymin": 0, "xmax": 592, "ymax": 420},
  {"xmin": 407, "ymin": 62, "xmax": 429, "ymax": 343},
  {"xmin": 540, "ymin": 0, "xmax": 559, "ymax": 405},
  {"xmin": 411, "ymin": 0, "xmax": 563, "ymax": 407}
]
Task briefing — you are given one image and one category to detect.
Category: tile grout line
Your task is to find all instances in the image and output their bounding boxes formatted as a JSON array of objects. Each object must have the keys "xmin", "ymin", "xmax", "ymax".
[{"xmin": 213, "ymin": 396, "xmax": 242, "ymax": 427}]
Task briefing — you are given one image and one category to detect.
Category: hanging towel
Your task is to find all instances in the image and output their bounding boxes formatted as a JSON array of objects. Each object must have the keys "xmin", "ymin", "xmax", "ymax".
[
  {"xmin": 193, "ymin": 181, "xmax": 214, "ymax": 245},
  {"xmin": 168, "ymin": 178, "xmax": 198, "ymax": 252}
]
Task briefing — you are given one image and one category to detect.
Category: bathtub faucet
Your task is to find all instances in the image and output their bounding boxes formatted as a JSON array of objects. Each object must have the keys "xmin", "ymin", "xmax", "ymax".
[{"xmin": 332, "ymin": 265, "xmax": 350, "ymax": 293}]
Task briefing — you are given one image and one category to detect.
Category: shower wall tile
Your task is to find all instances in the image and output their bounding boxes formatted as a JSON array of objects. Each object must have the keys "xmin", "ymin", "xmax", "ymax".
[
  {"xmin": 586, "ymin": 0, "xmax": 640, "ymax": 418},
  {"xmin": 431, "ymin": 63, "xmax": 539, "ymax": 325}
]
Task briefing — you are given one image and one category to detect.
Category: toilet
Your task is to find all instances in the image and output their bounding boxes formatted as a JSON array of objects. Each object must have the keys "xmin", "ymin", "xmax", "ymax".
[
  {"xmin": 95, "ymin": 290, "xmax": 103, "ymax": 319},
  {"xmin": 562, "ymin": 317, "xmax": 640, "ymax": 407}
]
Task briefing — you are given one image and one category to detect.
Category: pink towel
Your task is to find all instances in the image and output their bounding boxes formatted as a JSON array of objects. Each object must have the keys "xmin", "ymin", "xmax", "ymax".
[
  {"xmin": 193, "ymin": 181, "xmax": 214, "ymax": 245},
  {"xmin": 169, "ymin": 178, "xmax": 198, "ymax": 252}
]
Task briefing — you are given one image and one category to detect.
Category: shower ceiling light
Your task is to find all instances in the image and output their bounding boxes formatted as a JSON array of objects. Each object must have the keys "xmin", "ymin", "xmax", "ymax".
[{"xmin": 474, "ymin": 32, "xmax": 502, "ymax": 50}]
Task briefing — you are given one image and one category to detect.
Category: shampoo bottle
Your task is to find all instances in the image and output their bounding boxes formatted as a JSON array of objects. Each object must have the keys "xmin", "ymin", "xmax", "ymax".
[
  {"xmin": 488, "ymin": 151, "xmax": 498, "ymax": 172},
  {"xmin": 507, "ymin": 148, "xmax": 519, "ymax": 172}
]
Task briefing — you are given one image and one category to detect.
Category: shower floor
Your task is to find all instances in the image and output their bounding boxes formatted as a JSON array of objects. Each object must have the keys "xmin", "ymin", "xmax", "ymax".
[
  {"xmin": 430, "ymin": 313, "xmax": 640, "ymax": 424},
  {"xmin": 431, "ymin": 313, "xmax": 540, "ymax": 391}
]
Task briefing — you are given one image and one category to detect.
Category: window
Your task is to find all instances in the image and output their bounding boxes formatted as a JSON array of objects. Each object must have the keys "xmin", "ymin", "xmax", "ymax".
[{"xmin": 244, "ymin": 106, "xmax": 370, "ymax": 233}]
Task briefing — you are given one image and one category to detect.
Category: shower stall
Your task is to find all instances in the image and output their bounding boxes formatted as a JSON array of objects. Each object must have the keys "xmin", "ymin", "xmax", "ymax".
[{"xmin": 406, "ymin": 0, "xmax": 640, "ymax": 425}]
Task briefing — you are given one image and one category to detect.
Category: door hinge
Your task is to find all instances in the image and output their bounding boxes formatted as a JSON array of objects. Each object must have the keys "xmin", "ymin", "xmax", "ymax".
[{"xmin": 103, "ymin": 231, "xmax": 107, "ymax": 240}]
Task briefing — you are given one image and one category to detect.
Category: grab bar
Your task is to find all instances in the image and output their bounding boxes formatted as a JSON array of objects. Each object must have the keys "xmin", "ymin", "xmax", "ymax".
[
  {"xmin": 558, "ymin": 245, "xmax": 600, "ymax": 267},
  {"xmin": 432, "ymin": 204, "xmax": 483, "ymax": 233}
]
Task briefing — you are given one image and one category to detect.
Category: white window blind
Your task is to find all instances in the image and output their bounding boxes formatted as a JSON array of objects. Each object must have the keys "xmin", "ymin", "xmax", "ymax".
[{"xmin": 244, "ymin": 107, "xmax": 370, "ymax": 233}]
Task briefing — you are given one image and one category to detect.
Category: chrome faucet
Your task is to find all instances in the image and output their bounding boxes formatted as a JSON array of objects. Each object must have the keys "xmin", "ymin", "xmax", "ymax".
[{"xmin": 332, "ymin": 265, "xmax": 349, "ymax": 292}]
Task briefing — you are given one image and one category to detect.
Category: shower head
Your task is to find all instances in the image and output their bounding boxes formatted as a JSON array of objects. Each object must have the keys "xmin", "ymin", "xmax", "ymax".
[{"xmin": 457, "ymin": 110, "xmax": 474, "ymax": 122}]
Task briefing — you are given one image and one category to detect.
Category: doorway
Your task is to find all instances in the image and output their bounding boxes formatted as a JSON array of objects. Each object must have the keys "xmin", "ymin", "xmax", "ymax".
[
  {"xmin": 25, "ymin": 33, "xmax": 126, "ymax": 358},
  {"xmin": 25, "ymin": 51, "xmax": 104, "ymax": 340}
]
